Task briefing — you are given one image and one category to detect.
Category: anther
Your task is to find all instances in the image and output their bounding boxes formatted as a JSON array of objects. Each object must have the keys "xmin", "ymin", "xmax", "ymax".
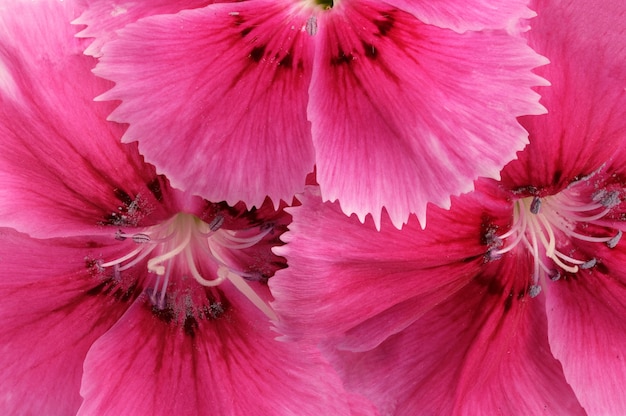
[
  {"xmin": 132, "ymin": 233, "xmax": 151, "ymax": 243},
  {"xmin": 607, "ymin": 230, "xmax": 622, "ymax": 249},
  {"xmin": 580, "ymin": 258, "xmax": 597, "ymax": 269},
  {"xmin": 528, "ymin": 285, "xmax": 542, "ymax": 298},
  {"xmin": 530, "ymin": 196, "xmax": 541, "ymax": 214},
  {"xmin": 209, "ymin": 215, "xmax": 224, "ymax": 231}
]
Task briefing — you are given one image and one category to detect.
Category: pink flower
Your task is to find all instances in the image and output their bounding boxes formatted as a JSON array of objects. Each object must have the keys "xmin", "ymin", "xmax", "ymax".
[
  {"xmin": 0, "ymin": 1, "xmax": 354, "ymax": 414},
  {"xmin": 270, "ymin": 0, "xmax": 626, "ymax": 414},
  {"xmin": 80, "ymin": 0, "xmax": 547, "ymax": 228}
]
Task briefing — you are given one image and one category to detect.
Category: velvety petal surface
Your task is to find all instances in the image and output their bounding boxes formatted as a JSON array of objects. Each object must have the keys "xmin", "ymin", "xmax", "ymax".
[
  {"xmin": 311, "ymin": 0, "xmax": 547, "ymax": 228},
  {"xmin": 74, "ymin": 0, "xmax": 215, "ymax": 57},
  {"xmin": 543, "ymin": 243, "xmax": 626, "ymax": 416},
  {"xmin": 327, "ymin": 273, "xmax": 584, "ymax": 415},
  {"xmin": 502, "ymin": 0, "xmax": 626, "ymax": 192},
  {"xmin": 270, "ymin": 183, "xmax": 508, "ymax": 348},
  {"xmin": 79, "ymin": 293, "xmax": 352, "ymax": 416},
  {"xmin": 0, "ymin": 0, "xmax": 172, "ymax": 238},
  {"xmin": 383, "ymin": 0, "xmax": 535, "ymax": 32},
  {"xmin": 0, "ymin": 229, "xmax": 135, "ymax": 415},
  {"xmin": 95, "ymin": 1, "xmax": 316, "ymax": 209}
]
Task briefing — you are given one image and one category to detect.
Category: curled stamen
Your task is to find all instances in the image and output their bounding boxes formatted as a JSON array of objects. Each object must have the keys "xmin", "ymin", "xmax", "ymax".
[
  {"xmin": 489, "ymin": 186, "xmax": 621, "ymax": 293},
  {"xmin": 100, "ymin": 213, "xmax": 276, "ymax": 318}
]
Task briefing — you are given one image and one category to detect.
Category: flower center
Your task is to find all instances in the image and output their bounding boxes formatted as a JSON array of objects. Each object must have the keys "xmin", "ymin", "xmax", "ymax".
[
  {"xmin": 486, "ymin": 186, "xmax": 622, "ymax": 297},
  {"xmin": 100, "ymin": 213, "xmax": 277, "ymax": 319}
]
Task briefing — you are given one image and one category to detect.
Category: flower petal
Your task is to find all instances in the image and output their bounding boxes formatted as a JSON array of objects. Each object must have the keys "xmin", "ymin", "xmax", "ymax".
[
  {"xmin": 94, "ymin": 1, "xmax": 316, "ymax": 209},
  {"xmin": 311, "ymin": 0, "xmax": 547, "ymax": 228},
  {"xmin": 74, "ymin": 0, "xmax": 215, "ymax": 57},
  {"xmin": 326, "ymin": 277, "xmax": 584, "ymax": 415},
  {"xmin": 0, "ymin": 229, "xmax": 134, "ymax": 415},
  {"xmin": 270, "ymin": 183, "xmax": 508, "ymax": 348},
  {"xmin": 383, "ymin": 0, "xmax": 535, "ymax": 32},
  {"xmin": 79, "ymin": 294, "xmax": 353, "ymax": 416},
  {"xmin": 502, "ymin": 0, "xmax": 626, "ymax": 191},
  {"xmin": 0, "ymin": 0, "xmax": 171, "ymax": 238},
  {"xmin": 543, "ymin": 248, "xmax": 626, "ymax": 416}
]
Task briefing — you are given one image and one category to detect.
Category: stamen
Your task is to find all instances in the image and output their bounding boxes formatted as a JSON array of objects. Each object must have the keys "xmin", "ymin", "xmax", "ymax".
[
  {"xmin": 99, "ymin": 213, "xmax": 277, "ymax": 318},
  {"xmin": 487, "ymin": 184, "xmax": 622, "ymax": 294}
]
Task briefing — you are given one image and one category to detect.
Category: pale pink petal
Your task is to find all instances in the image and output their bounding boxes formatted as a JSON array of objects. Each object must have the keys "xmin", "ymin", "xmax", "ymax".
[
  {"xmin": 270, "ymin": 183, "xmax": 509, "ymax": 347},
  {"xmin": 79, "ymin": 294, "xmax": 352, "ymax": 416},
  {"xmin": 74, "ymin": 0, "xmax": 216, "ymax": 57},
  {"xmin": 383, "ymin": 0, "xmax": 535, "ymax": 32},
  {"xmin": 0, "ymin": 229, "xmax": 134, "ymax": 415},
  {"xmin": 327, "ymin": 278, "xmax": 584, "ymax": 415},
  {"xmin": 311, "ymin": 0, "xmax": 547, "ymax": 228},
  {"xmin": 95, "ymin": 1, "xmax": 316, "ymax": 209},
  {"xmin": 502, "ymin": 0, "xmax": 626, "ymax": 191},
  {"xmin": 543, "ymin": 245, "xmax": 626, "ymax": 416},
  {"xmin": 0, "ymin": 0, "xmax": 172, "ymax": 238}
]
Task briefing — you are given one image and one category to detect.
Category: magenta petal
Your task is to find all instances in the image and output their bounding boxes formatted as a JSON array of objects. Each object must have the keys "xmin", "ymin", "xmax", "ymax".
[
  {"xmin": 310, "ymin": 0, "xmax": 547, "ymax": 227},
  {"xmin": 502, "ymin": 0, "xmax": 626, "ymax": 190},
  {"xmin": 74, "ymin": 0, "xmax": 215, "ymax": 57},
  {"xmin": 79, "ymin": 295, "xmax": 352, "ymax": 416},
  {"xmin": 383, "ymin": 0, "xmax": 535, "ymax": 32},
  {"xmin": 0, "ymin": 0, "xmax": 167, "ymax": 238},
  {"xmin": 0, "ymin": 230, "xmax": 131, "ymax": 415},
  {"xmin": 327, "ymin": 279, "xmax": 584, "ymax": 415},
  {"xmin": 95, "ymin": 1, "xmax": 316, "ymax": 209},
  {"xmin": 544, "ymin": 256, "xmax": 626, "ymax": 415},
  {"xmin": 270, "ymin": 185, "xmax": 505, "ymax": 346}
]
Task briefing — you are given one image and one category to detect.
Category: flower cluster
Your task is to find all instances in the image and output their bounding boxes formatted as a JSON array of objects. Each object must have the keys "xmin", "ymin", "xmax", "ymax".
[{"xmin": 0, "ymin": 0, "xmax": 624, "ymax": 415}]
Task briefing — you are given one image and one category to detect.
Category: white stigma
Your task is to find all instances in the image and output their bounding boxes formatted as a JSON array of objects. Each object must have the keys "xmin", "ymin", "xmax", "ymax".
[
  {"xmin": 100, "ymin": 213, "xmax": 277, "ymax": 320},
  {"xmin": 487, "ymin": 188, "xmax": 622, "ymax": 296}
]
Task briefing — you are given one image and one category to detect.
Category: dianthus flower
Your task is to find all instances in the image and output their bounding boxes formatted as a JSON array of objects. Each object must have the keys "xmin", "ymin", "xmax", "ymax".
[
  {"xmin": 270, "ymin": 0, "xmax": 626, "ymax": 414},
  {"xmin": 77, "ymin": 0, "xmax": 546, "ymax": 228},
  {"xmin": 0, "ymin": 2, "xmax": 354, "ymax": 414}
]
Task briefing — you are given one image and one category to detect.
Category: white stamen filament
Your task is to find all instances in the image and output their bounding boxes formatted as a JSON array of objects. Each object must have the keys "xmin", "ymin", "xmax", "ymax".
[
  {"xmin": 100, "ymin": 213, "xmax": 277, "ymax": 319},
  {"xmin": 489, "ymin": 190, "xmax": 621, "ymax": 292}
]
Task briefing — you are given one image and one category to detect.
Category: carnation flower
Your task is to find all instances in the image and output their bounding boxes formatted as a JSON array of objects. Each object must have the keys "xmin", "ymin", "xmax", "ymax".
[
  {"xmin": 270, "ymin": 0, "xmax": 626, "ymax": 413},
  {"xmin": 79, "ymin": 0, "xmax": 547, "ymax": 228},
  {"xmin": 0, "ymin": 2, "xmax": 353, "ymax": 414}
]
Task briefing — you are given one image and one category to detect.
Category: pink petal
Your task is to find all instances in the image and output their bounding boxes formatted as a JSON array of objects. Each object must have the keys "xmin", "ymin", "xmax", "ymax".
[
  {"xmin": 95, "ymin": 1, "xmax": 316, "ymax": 209},
  {"xmin": 327, "ymin": 278, "xmax": 584, "ymax": 415},
  {"xmin": 0, "ymin": 0, "xmax": 172, "ymax": 238},
  {"xmin": 383, "ymin": 0, "xmax": 535, "ymax": 32},
  {"xmin": 311, "ymin": 0, "xmax": 547, "ymax": 228},
  {"xmin": 502, "ymin": 0, "xmax": 626, "ymax": 191},
  {"xmin": 543, "ymin": 247, "xmax": 626, "ymax": 415},
  {"xmin": 0, "ymin": 229, "xmax": 134, "ymax": 415},
  {"xmin": 74, "ymin": 0, "xmax": 216, "ymax": 57},
  {"xmin": 79, "ymin": 294, "xmax": 353, "ymax": 416},
  {"xmin": 270, "ymin": 183, "xmax": 509, "ymax": 347}
]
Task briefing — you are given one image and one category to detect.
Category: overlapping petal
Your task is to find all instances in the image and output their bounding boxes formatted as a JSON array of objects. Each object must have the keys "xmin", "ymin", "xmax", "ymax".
[
  {"xmin": 270, "ymin": 182, "xmax": 509, "ymax": 347},
  {"xmin": 74, "ymin": 0, "xmax": 216, "ymax": 57},
  {"xmin": 94, "ymin": 0, "xmax": 316, "ymax": 210},
  {"xmin": 327, "ymin": 277, "xmax": 584, "ymax": 415},
  {"xmin": 502, "ymin": 0, "xmax": 626, "ymax": 191},
  {"xmin": 383, "ymin": 0, "xmax": 535, "ymax": 32},
  {"xmin": 0, "ymin": 0, "xmax": 175, "ymax": 238},
  {"xmin": 0, "ymin": 229, "xmax": 134, "ymax": 415},
  {"xmin": 311, "ymin": 0, "xmax": 546, "ymax": 227},
  {"xmin": 79, "ymin": 293, "xmax": 352, "ymax": 416},
  {"xmin": 543, "ymin": 244, "xmax": 626, "ymax": 415},
  {"xmin": 90, "ymin": 0, "xmax": 547, "ymax": 228}
]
